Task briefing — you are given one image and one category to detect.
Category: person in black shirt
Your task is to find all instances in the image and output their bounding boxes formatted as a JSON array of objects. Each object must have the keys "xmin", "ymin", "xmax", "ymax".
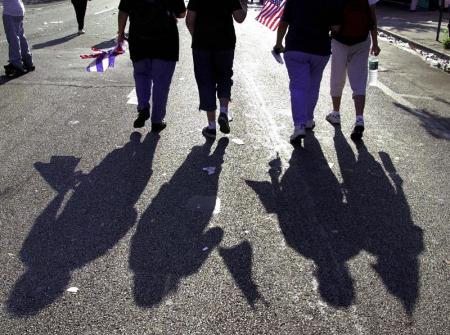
[
  {"xmin": 274, "ymin": 0, "xmax": 341, "ymax": 145},
  {"xmin": 118, "ymin": 0, "xmax": 186, "ymax": 131},
  {"xmin": 186, "ymin": 0, "xmax": 247, "ymax": 139}
]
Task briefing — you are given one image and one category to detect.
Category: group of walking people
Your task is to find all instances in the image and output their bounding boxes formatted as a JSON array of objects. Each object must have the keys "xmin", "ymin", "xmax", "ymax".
[
  {"xmin": 2, "ymin": 0, "xmax": 380, "ymax": 143},
  {"xmin": 117, "ymin": 0, "xmax": 380, "ymax": 143}
]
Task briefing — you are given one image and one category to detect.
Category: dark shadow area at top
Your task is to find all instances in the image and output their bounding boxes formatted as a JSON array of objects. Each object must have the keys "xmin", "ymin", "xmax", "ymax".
[
  {"xmin": 394, "ymin": 102, "xmax": 450, "ymax": 140},
  {"xmin": 247, "ymin": 130, "xmax": 423, "ymax": 314},
  {"xmin": 32, "ymin": 33, "xmax": 79, "ymax": 50},
  {"xmin": 130, "ymin": 137, "xmax": 264, "ymax": 308},
  {"xmin": 7, "ymin": 132, "xmax": 159, "ymax": 317}
]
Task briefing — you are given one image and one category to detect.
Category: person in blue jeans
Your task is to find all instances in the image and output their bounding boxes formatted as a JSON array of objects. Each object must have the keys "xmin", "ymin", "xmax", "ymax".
[
  {"xmin": 118, "ymin": 0, "xmax": 186, "ymax": 131},
  {"xmin": 2, "ymin": 0, "xmax": 34, "ymax": 76},
  {"xmin": 274, "ymin": 0, "xmax": 342, "ymax": 145},
  {"xmin": 186, "ymin": 0, "xmax": 247, "ymax": 139}
]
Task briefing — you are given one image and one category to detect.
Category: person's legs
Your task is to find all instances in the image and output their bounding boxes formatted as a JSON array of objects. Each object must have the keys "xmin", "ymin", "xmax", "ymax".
[
  {"xmin": 72, "ymin": 0, "xmax": 88, "ymax": 32},
  {"xmin": 193, "ymin": 49, "xmax": 217, "ymax": 138},
  {"xmin": 150, "ymin": 59, "xmax": 176, "ymax": 124},
  {"xmin": 284, "ymin": 51, "xmax": 311, "ymax": 142},
  {"xmin": 17, "ymin": 17, "xmax": 33, "ymax": 68},
  {"xmin": 2, "ymin": 15, "xmax": 24, "ymax": 70},
  {"xmin": 133, "ymin": 59, "xmax": 152, "ymax": 128},
  {"xmin": 306, "ymin": 54, "xmax": 330, "ymax": 124},
  {"xmin": 347, "ymin": 37, "xmax": 371, "ymax": 139},
  {"xmin": 328, "ymin": 39, "xmax": 349, "ymax": 124},
  {"xmin": 214, "ymin": 49, "xmax": 235, "ymax": 133}
]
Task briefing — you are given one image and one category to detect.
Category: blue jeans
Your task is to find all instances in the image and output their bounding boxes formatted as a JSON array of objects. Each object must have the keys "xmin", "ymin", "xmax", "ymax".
[
  {"xmin": 133, "ymin": 58, "xmax": 176, "ymax": 123},
  {"xmin": 193, "ymin": 49, "xmax": 234, "ymax": 112},
  {"xmin": 284, "ymin": 51, "xmax": 329, "ymax": 126},
  {"xmin": 2, "ymin": 14, "xmax": 33, "ymax": 69}
]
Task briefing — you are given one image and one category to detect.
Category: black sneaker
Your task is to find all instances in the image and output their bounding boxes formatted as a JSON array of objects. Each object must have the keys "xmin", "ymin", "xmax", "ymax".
[
  {"xmin": 4, "ymin": 63, "xmax": 25, "ymax": 76},
  {"xmin": 218, "ymin": 113, "xmax": 230, "ymax": 134},
  {"xmin": 202, "ymin": 126, "xmax": 216, "ymax": 139},
  {"xmin": 133, "ymin": 108, "xmax": 150, "ymax": 128},
  {"xmin": 151, "ymin": 121, "xmax": 167, "ymax": 132},
  {"xmin": 350, "ymin": 122, "xmax": 365, "ymax": 141}
]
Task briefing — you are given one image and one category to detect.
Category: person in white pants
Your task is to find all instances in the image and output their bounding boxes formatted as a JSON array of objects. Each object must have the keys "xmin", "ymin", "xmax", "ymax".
[{"xmin": 326, "ymin": 0, "xmax": 380, "ymax": 141}]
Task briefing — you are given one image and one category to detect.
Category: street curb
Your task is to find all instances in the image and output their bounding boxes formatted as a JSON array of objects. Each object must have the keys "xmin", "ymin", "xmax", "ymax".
[{"xmin": 378, "ymin": 27, "xmax": 450, "ymax": 61}]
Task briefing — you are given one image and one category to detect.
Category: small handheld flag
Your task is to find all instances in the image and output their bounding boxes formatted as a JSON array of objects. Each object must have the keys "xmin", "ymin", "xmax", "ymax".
[
  {"xmin": 80, "ymin": 43, "xmax": 126, "ymax": 73},
  {"xmin": 256, "ymin": 0, "xmax": 286, "ymax": 31}
]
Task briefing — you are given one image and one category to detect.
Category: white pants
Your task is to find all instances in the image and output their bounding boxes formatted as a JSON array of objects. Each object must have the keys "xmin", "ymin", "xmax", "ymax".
[{"xmin": 330, "ymin": 37, "xmax": 371, "ymax": 97}]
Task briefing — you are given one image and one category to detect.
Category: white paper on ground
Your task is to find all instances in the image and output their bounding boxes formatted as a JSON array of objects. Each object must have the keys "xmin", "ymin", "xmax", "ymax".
[
  {"xmin": 202, "ymin": 167, "xmax": 216, "ymax": 175},
  {"xmin": 232, "ymin": 138, "xmax": 244, "ymax": 145},
  {"xmin": 68, "ymin": 120, "xmax": 80, "ymax": 125},
  {"xmin": 67, "ymin": 287, "xmax": 79, "ymax": 293}
]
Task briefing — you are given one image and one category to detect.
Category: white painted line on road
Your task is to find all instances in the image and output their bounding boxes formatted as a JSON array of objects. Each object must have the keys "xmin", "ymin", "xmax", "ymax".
[
  {"xmin": 374, "ymin": 81, "xmax": 417, "ymax": 111},
  {"xmin": 127, "ymin": 88, "xmax": 138, "ymax": 105},
  {"xmin": 95, "ymin": 8, "xmax": 116, "ymax": 15}
]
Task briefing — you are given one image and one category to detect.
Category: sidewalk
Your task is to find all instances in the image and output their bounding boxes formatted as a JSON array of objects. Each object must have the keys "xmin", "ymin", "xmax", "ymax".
[{"xmin": 377, "ymin": 2, "xmax": 450, "ymax": 60}]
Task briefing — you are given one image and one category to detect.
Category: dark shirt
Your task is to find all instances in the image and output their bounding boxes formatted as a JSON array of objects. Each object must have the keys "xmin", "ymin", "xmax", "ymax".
[
  {"xmin": 282, "ymin": 0, "xmax": 342, "ymax": 56},
  {"xmin": 119, "ymin": 0, "xmax": 186, "ymax": 62},
  {"xmin": 187, "ymin": 0, "xmax": 242, "ymax": 50}
]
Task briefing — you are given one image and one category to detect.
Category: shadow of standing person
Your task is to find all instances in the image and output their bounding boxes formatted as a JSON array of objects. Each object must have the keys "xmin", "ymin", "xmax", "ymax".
[
  {"xmin": 129, "ymin": 138, "xmax": 228, "ymax": 308},
  {"xmin": 247, "ymin": 133, "xmax": 359, "ymax": 308},
  {"xmin": 7, "ymin": 132, "xmax": 159, "ymax": 316},
  {"xmin": 333, "ymin": 127, "xmax": 424, "ymax": 315}
]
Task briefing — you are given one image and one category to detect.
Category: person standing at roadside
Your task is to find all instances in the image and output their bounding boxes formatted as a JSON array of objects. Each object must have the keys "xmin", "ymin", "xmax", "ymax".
[
  {"xmin": 71, "ymin": 0, "xmax": 89, "ymax": 35},
  {"xmin": 326, "ymin": 0, "xmax": 380, "ymax": 141},
  {"xmin": 2, "ymin": 0, "xmax": 34, "ymax": 76},
  {"xmin": 118, "ymin": 0, "xmax": 186, "ymax": 131},
  {"xmin": 186, "ymin": 0, "xmax": 247, "ymax": 140},
  {"xmin": 274, "ymin": 0, "xmax": 342, "ymax": 145}
]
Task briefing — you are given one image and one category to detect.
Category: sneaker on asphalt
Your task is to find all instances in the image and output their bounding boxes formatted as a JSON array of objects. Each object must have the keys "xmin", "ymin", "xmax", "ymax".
[
  {"xmin": 326, "ymin": 111, "xmax": 341, "ymax": 125},
  {"xmin": 305, "ymin": 119, "xmax": 315, "ymax": 130},
  {"xmin": 218, "ymin": 113, "xmax": 230, "ymax": 134},
  {"xmin": 133, "ymin": 108, "xmax": 150, "ymax": 128},
  {"xmin": 202, "ymin": 126, "xmax": 216, "ymax": 139},
  {"xmin": 4, "ymin": 63, "xmax": 25, "ymax": 76},
  {"xmin": 350, "ymin": 120, "xmax": 365, "ymax": 141},
  {"xmin": 290, "ymin": 125, "xmax": 306, "ymax": 145},
  {"xmin": 151, "ymin": 121, "xmax": 167, "ymax": 132},
  {"xmin": 78, "ymin": 29, "xmax": 85, "ymax": 35}
]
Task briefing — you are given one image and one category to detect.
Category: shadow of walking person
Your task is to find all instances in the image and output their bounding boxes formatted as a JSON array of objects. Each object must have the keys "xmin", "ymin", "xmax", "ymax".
[
  {"xmin": 247, "ymin": 133, "xmax": 359, "ymax": 308},
  {"xmin": 7, "ymin": 132, "xmax": 159, "ymax": 316},
  {"xmin": 129, "ymin": 138, "xmax": 229, "ymax": 308},
  {"xmin": 333, "ymin": 127, "xmax": 424, "ymax": 315}
]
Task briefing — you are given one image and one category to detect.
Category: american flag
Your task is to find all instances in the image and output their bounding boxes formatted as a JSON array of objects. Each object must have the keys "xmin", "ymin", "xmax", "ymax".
[
  {"xmin": 80, "ymin": 43, "xmax": 126, "ymax": 73},
  {"xmin": 256, "ymin": 0, "xmax": 286, "ymax": 31}
]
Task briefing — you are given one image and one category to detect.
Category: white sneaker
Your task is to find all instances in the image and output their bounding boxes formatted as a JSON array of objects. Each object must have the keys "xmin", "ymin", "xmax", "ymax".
[
  {"xmin": 305, "ymin": 119, "xmax": 315, "ymax": 130},
  {"xmin": 326, "ymin": 111, "xmax": 341, "ymax": 125},
  {"xmin": 290, "ymin": 125, "xmax": 306, "ymax": 145}
]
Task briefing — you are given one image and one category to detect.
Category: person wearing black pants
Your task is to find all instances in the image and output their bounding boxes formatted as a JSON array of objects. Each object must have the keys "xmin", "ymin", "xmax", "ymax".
[{"xmin": 71, "ymin": 0, "xmax": 88, "ymax": 34}]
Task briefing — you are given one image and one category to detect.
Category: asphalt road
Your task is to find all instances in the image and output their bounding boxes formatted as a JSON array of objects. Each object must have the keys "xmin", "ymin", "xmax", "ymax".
[{"xmin": 0, "ymin": 1, "xmax": 449, "ymax": 334}]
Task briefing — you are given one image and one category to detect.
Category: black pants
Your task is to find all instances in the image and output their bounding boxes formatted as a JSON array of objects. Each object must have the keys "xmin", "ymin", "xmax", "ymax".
[{"xmin": 71, "ymin": 0, "xmax": 88, "ymax": 30}]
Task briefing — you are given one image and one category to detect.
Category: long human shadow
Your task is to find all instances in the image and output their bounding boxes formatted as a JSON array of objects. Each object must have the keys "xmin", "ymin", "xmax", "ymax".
[
  {"xmin": 7, "ymin": 132, "xmax": 159, "ymax": 316},
  {"xmin": 32, "ymin": 33, "xmax": 79, "ymax": 50},
  {"xmin": 247, "ymin": 134, "xmax": 358, "ymax": 308},
  {"xmin": 394, "ymin": 102, "xmax": 450, "ymax": 140},
  {"xmin": 333, "ymin": 128, "xmax": 424, "ymax": 315},
  {"xmin": 247, "ymin": 131, "xmax": 424, "ymax": 313},
  {"xmin": 129, "ymin": 138, "xmax": 231, "ymax": 308}
]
